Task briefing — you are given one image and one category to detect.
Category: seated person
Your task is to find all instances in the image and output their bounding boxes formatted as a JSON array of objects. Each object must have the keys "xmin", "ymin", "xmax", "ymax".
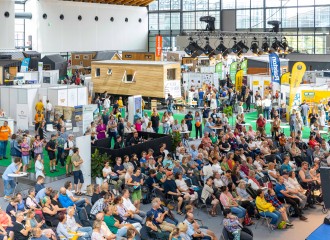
[
  {"xmin": 163, "ymin": 172, "xmax": 185, "ymax": 215},
  {"xmin": 149, "ymin": 200, "xmax": 176, "ymax": 233},
  {"xmin": 91, "ymin": 184, "xmax": 101, "ymax": 205},
  {"xmin": 56, "ymin": 212, "xmax": 85, "ymax": 240},
  {"xmin": 255, "ymin": 189, "xmax": 282, "ymax": 230},
  {"xmin": 129, "ymin": 132, "xmax": 141, "ymax": 146},
  {"xmin": 175, "ymin": 173, "xmax": 198, "ymax": 205},
  {"xmin": 183, "ymin": 212, "xmax": 217, "ymax": 240},
  {"xmin": 219, "ymin": 186, "xmax": 246, "ymax": 223},
  {"xmin": 145, "ymin": 212, "xmax": 170, "ymax": 239},
  {"xmin": 201, "ymin": 177, "xmax": 219, "ymax": 217},
  {"xmin": 91, "ymin": 193, "xmax": 113, "ymax": 216},
  {"xmin": 14, "ymin": 211, "xmax": 32, "ymax": 240},
  {"xmin": 35, "ymin": 176, "xmax": 45, "ymax": 194},
  {"xmin": 223, "ymin": 209, "xmax": 253, "ymax": 240},
  {"xmin": 66, "ymin": 206, "xmax": 93, "ymax": 238},
  {"xmin": 35, "ymin": 187, "xmax": 53, "ymax": 204},
  {"xmin": 42, "ymin": 196, "xmax": 61, "ymax": 227},
  {"xmin": 64, "ymin": 181, "xmax": 90, "ymax": 208},
  {"xmin": 25, "ymin": 210, "xmax": 56, "ymax": 240},
  {"xmin": 0, "ymin": 207, "xmax": 13, "ymax": 240}
]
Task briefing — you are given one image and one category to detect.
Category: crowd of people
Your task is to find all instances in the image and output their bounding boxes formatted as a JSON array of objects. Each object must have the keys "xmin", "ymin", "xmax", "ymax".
[{"xmin": 0, "ymin": 81, "xmax": 330, "ymax": 240}]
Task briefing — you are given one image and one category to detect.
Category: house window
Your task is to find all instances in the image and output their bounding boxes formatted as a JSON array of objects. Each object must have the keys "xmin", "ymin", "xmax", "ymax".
[
  {"xmin": 107, "ymin": 69, "xmax": 112, "ymax": 75},
  {"xmin": 83, "ymin": 55, "xmax": 89, "ymax": 60},
  {"xmin": 145, "ymin": 55, "xmax": 152, "ymax": 59},
  {"xmin": 122, "ymin": 69, "xmax": 136, "ymax": 83},
  {"xmin": 95, "ymin": 68, "xmax": 100, "ymax": 77},
  {"xmin": 75, "ymin": 55, "xmax": 80, "ymax": 60},
  {"xmin": 167, "ymin": 69, "xmax": 176, "ymax": 80},
  {"xmin": 125, "ymin": 54, "xmax": 132, "ymax": 58}
]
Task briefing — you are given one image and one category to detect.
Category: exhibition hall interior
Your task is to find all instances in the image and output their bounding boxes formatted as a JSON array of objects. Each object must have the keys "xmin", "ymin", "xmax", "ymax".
[{"xmin": 1, "ymin": 0, "xmax": 330, "ymax": 239}]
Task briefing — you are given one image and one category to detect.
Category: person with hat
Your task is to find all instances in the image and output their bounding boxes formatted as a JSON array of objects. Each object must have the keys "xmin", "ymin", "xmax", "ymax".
[{"xmin": 46, "ymin": 134, "xmax": 57, "ymax": 173}]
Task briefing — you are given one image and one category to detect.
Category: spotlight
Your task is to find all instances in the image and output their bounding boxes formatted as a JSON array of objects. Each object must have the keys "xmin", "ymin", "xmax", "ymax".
[
  {"xmin": 267, "ymin": 20, "xmax": 281, "ymax": 33},
  {"xmin": 214, "ymin": 37, "xmax": 231, "ymax": 56},
  {"xmin": 203, "ymin": 37, "xmax": 215, "ymax": 56},
  {"xmin": 262, "ymin": 37, "xmax": 270, "ymax": 53},
  {"xmin": 271, "ymin": 37, "xmax": 285, "ymax": 52},
  {"xmin": 232, "ymin": 40, "xmax": 249, "ymax": 55},
  {"xmin": 250, "ymin": 37, "xmax": 263, "ymax": 55},
  {"xmin": 184, "ymin": 37, "xmax": 204, "ymax": 58},
  {"xmin": 282, "ymin": 37, "xmax": 293, "ymax": 53},
  {"xmin": 200, "ymin": 16, "xmax": 216, "ymax": 31}
]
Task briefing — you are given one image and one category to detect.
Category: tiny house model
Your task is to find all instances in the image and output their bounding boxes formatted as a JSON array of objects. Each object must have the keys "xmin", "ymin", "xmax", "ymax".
[{"xmin": 91, "ymin": 60, "xmax": 181, "ymax": 98}]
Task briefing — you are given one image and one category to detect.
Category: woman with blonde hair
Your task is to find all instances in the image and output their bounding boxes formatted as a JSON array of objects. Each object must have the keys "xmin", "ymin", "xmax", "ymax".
[
  {"xmin": 177, "ymin": 222, "xmax": 190, "ymax": 240},
  {"xmin": 25, "ymin": 209, "xmax": 56, "ymax": 240},
  {"xmin": 146, "ymin": 121, "xmax": 154, "ymax": 133}
]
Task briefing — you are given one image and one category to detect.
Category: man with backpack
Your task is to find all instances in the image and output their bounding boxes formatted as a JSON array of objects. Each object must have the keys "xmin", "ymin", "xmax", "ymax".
[{"xmin": 46, "ymin": 134, "xmax": 57, "ymax": 173}]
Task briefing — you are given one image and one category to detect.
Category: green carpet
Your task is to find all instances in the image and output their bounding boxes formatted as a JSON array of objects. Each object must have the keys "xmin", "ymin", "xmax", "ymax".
[{"xmin": 0, "ymin": 146, "xmax": 66, "ymax": 177}]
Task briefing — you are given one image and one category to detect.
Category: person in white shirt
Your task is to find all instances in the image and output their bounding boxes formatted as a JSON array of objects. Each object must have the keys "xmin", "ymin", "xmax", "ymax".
[
  {"xmin": 64, "ymin": 134, "xmax": 75, "ymax": 176},
  {"xmin": 66, "ymin": 206, "xmax": 92, "ymax": 237},
  {"xmin": 46, "ymin": 100, "xmax": 52, "ymax": 123},
  {"xmin": 122, "ymin": 189, "xmax": 146, "ymax": 223},
  {"xmin": 211, "ymin": 158, "xmax": 223, "ymax": 175},
  {"xmin": 103, "ymin": 96, "xmax": 111, "ymax": 110},
  {"xmin": 202, "ymin": 161, "xmax": 213, "ymax": 183},
  {"xmin": 142, "ymin": 113, "xmax": 149, "ymax": 131},
  {"xmin": 262, "ymin": 97, "xmax": 271, "ymax": 119},
  {"xmin": 214, "ymin": 172, "xmax": 225, "ymax": 188}
]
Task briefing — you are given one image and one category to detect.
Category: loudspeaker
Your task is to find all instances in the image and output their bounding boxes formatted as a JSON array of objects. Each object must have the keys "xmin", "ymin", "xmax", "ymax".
[{"xmin": 320, "ymin": 167, "xmax": 330, "ymax": 208}]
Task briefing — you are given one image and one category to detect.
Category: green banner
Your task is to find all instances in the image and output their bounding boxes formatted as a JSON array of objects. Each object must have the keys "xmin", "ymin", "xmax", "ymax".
[
  {"xmin": 215, "ymin": 62, "xmax": 223, "ymax": 79},
  {"xmin": 241, "ymin": 59, "xmax": 248, "ymax": 75},
  {"xmin": 230, "ymin": 62, "xmax": 238, "ymax": 83}
]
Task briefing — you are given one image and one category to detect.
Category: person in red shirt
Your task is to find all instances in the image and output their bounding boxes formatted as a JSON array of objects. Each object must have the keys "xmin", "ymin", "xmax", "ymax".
[
  {"xmin": 308, "ymin": 135, "xmax": 319, "ymax": 149},
  {"xmin": 256, "ymin": 114, "xmax": 266, "ymax": 135}
]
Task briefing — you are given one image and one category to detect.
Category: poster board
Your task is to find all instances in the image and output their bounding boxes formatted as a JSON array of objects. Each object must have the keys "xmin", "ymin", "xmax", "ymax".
[
  {"xmin": 128, "ymin": 96, "xmax": 142, "ymax": 124},
  {"xmin": 164, "ymin": 80, "xmax": 181, "ymax": 98},
  {"xmin": 82, "ymin": 104, "xmax": 97, "ymax": 133},
  {"xmin": 16, "ymin": 104, "xmax": 29, "ymax": 130},
  {"xmin": 182, "ymin": 72, "xmax": 219, "ymax": 91}
]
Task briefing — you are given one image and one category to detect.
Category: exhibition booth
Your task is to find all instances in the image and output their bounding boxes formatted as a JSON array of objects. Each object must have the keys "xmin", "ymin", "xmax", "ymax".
[{"xmin": 0, "ymin": 84, "xmax": 88, "ymax": 129}]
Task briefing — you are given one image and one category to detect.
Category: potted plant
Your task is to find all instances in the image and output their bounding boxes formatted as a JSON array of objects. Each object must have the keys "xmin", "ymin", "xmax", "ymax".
[
  {"xmin": 171, "ymin": 131, "xmax": 182, "ymax": 150},
  {"xmin": 91, "ymin": 149, "xmax": 111, "ymax": 185}
]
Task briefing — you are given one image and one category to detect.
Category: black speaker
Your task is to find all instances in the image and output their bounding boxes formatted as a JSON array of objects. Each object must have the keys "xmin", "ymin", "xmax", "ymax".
[
  {"xmin": 43, "ymin": 13, "xmax": 47, "ymax": 19},
  {"xmin": 60, "ymin": 14, "xmax": 64, "ymax": 20},
  {"xmin": 95, "ymin": 16, "xmax": 98, "ymax": 21},
  {"xmin": 320, "ymin": 167, "xmax": 330, "ymax": 208},
  {"xmin": 78, "ymin": 15, "xmax": 82, "ymax": 21},
  {"xmin": 4, "ymin": 12, "xmax": 10, "ymax": 18},
  {"xmin": 110, "ymin": 17, "xmax": 114, "ymax": 22}
]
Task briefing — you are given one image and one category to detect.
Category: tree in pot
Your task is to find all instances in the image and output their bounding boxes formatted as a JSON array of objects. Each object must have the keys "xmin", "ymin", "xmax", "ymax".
[
  {"xmin": 91, "ymin": 149, "xmax": 111, "ymax": 184},
  {"xmin": 171, "ymin": 131, "xmax": 181, "ymax": 150}
]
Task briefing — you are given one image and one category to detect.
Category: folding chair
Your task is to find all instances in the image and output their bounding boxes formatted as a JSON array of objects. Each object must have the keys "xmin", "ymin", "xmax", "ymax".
[{"xmin": 254, "ymin": 209, "xmax": 273, "ymax": 233}]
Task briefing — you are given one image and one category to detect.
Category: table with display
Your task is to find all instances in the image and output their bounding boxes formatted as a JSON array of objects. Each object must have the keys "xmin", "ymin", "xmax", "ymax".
[{"xmin": 8, "ymin": 172, "xmax": 28, "ymax": 196}]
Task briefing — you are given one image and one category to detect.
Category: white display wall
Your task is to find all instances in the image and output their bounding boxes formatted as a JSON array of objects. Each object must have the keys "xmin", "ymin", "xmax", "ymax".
[
  {"xmin": 182, "ymin": 72, "xmax": 219, "ymax": 91},
  {"xmin": 0, "ymin": 85, "xmax": 39, "ymax": 126},
  {"xmin": 0, "ymin": 85, "xmax": 88, "ymax": 127},
  {"xmin": 0, "ymin": 0, "xmax": 15, "ymax": 50},
  {"xmin": 128, "ymin": 95, "xmax": 142, "ymax": 124},
  {"xmin": 25, "ymin": 0, "xmax": 148, "ymax": 52},
  {"xmin": 247, "ymin": 74, "xmax": 272, "ymax": 102}
]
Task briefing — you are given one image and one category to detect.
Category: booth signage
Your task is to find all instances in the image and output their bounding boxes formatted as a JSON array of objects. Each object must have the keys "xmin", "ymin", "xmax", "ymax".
[
  {"xmin": 235, "ymin": 70, "xmax": 243, "ymax": 92},
  {"xmin": 16, "ymin": 104, "xmax": 29, "ymax": 130},
  {"xmin": 269, "ymin": 53, "xmax": 281, "ymax": 92},
  {"xmin": 230, "ymin": 62, "xmax": 238, "ymax": 83},
  {"xmin": 156, "ymin": 35, "xmax": 163, "ymax": 58},
  {"xmin": 21, "ymin": 58, "xmax": 30, "ymax": 73},
  {"xmin": 253, "ymin": 80, "xmax": 259, "ymax": 86}
]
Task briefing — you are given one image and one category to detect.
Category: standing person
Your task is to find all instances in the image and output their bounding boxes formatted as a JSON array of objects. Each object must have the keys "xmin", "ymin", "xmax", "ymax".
[
  {"xmin": 198, "ymin": 88, "xmax": 204, "ymax": 107},
  {"xmin": 202, "ymin": 104, "xmax": 210, "ymax": 125},
  {"xmin": 56, "ymin": 129, "xmax": 66, "ymax": 168},
  {"xmin": 10, "ymin": 134, "xmax": 21, "ymax": 162},
  {"xmin": 0, "ymin": 121, "xmax": 11, "ymax": 160},
  {"xmin": 20, "ymin": 137, "xmax": 30, "ymax": 173},
  {"xmin": 151, "ymin": 108, "xmax": 160, "ymax": 133},
  {"xmin": 262, "ymin": 97, "xmax": 271, "ymax": 120},
  {"xmin": 289, "ymin": 109, "xmax": 297, "ymax": 135},
  {"xmin": 184, "ymin": 111, "xmax": 193, "ymax": 134},
  {"xmin": 46, "ymin": 134, "xmax": 57, "ymax": 173},
  {"xmin": 34, "ymin": 111, "xmax": 44, "ymax": 132},
  {"xmin": 308, "ymin": 109, "xmax": 319, "ymax": 127},
  {"xmin": 107, "ymin": 115, "xmax": 117, "ymax": 148},
  {"xmin": 256, "ymin": 114, "xmax": 266, "ymax": 136},
  {"xmin": 45, "ymin": 100, "xmax": 52, "ymax": 124},
  {"xmin": 103, "ymin": 96, "xmax": 111, "ymax": 111},
  {"xmin": 166, "ymin": 94, "xmax": 174, "ymax": 114},
  {"xmin": 35, "ymin": 99, "xmax": 44, "ymax": 116},
  {"xmin": 33, "ymin": 135, "xmax": 43, "ymax": 160},
  {"xmin": 161, "ymin": 111, "xmax": 171, "ymax": 134},
  {"xmin": 194, "ymin": 111, "xmax": 202, "ymax": 139},
  {"xmin": 300, "ymin": 100, "xmax": 310, "ymax": 126},
  {"xmin": 2, "ymin": 158, "xmax": 22, "ymax": 200},
  {"xmin": 72, "ymin": 148, "xmax": 84, "ymax": 195},
  {"xmin": 256, "ymin": 97, "xmax": 263, "ymax": 117},
  {"xmin": 35, "ymin": 154, "xmax": 45, "ymax": 179},
  {"xmin": 64, "ymin": 135, "xmax": 74, "ymax": 177},
  {"xmin": 96, "ymin": 119, "xmax": 107, "ymax": 140},
  {"xmin": 245, "ymin": 90, "xmax": 252, "ymax": 112}
]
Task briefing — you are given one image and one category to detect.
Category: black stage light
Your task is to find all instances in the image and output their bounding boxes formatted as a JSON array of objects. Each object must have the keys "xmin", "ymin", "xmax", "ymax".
[
  {"xmin": 250, "ymin": 37, "xmax": 263, "ymax": 55},
  {"xmin": 203, "ymin": 37, "xmax": 215, "ymax": 56},
  {"xmin": 262, "ymin": 37, "xmax": 270, "ymax": 53},
  {"xmin": 184, "ymin": 37, "xmax": 204, "ymax": 58}
]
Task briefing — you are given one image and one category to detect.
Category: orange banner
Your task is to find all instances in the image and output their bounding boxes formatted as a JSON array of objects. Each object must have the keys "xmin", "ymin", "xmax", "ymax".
[{"xmin": 156, "ymin": 35, "xmax": 162, "ymax": 59}]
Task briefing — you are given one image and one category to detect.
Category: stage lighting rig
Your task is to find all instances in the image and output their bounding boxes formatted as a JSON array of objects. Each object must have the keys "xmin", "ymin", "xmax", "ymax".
[{"xmin": 200, "ymin": 16, "xmax": 216, "ymax": 31}]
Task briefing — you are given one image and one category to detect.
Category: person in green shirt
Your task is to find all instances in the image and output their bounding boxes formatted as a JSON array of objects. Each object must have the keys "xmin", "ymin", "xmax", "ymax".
[
  {"xmin": 103, "ymin": 205, "xmax": 130, "ymax": 238},
  {"xmin": 220, "ymin": 157, "xmax": 230, "ymax": 172},
  {"xmin": 210, "ymin": 131, "xmax": 218, "ymax": 145},
  {"xmin": 156, "ymin": 165, "xmax": 166, "ymax": 185}
]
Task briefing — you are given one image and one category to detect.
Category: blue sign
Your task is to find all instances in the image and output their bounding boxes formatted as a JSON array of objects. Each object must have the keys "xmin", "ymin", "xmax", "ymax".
[
  {"xmin": 21, "ymin": 58, "xmax": 30, "ymax": 73},
  {"xmin": 269, "ymin": 53, "xmax": 281, "ymax": 84}
]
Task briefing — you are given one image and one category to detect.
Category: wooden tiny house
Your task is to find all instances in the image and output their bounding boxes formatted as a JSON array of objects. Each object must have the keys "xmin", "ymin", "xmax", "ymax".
[
  {"xmin": 91, "ymin": 60, "xmax": 181, "ymax": 98},
  {"xmin": 71, "ymin": 52, "xmax": 96, "ymax": 68}
]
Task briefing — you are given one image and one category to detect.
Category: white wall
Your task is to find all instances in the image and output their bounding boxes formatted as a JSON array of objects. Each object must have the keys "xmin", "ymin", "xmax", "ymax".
[
  {"xmin": 0, "ymin": 0, "xmax": 15, "ymax": 50},
  {"xmin": 25, "ymin": 0, "xmax": 148, "ymax": 52}
]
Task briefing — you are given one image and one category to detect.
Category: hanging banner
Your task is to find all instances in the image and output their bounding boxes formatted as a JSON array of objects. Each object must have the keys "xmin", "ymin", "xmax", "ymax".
[
  {"xmin": 235, "ymin": 70, "xmax": 244, "ymax": 92},
  {"xmin": 281, "ymin": 72, "xmax": 290, "ymax": 85},
  {"xmin": 21, "ymin": 58, "xmax": 30, "ymax": 73},
  {"xmin": 269, "ymin": 53, "xmax": 281, "ymax": 92},
  {"xmin": 241, "ymin": 59, "xmax": 248, "ymax": 75},
  {"xmin": 38, "ymin": 62, "xmax": 43, "ymax": 84},
  {"xmin": 288, "ymin": 62, "xmax": 306, "ymax": 120},
  {"xmin": 230, "ymin": 62, "xmax": 238, "ymax": 83},
  {"xmin": 215, "ymin": 62, "xmax": 223, "ymax": 80},
  {"xmin": 155, "ymin": 35, "xmax": 162, "ymax": 60}
]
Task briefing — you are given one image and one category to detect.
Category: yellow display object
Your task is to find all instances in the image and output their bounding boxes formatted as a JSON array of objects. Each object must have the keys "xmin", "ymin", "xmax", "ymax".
[
  {"xmin": 235, "ymin": 70, "xmax": 243, "ymax": 92},
  {"xmin": 302, "ymin": 90, "xmax": 330, "ymax": 105},
  {"xmin": 281, "ymin": 72, "xmax": 290, "ymax": 85},
  {"xmin": 288, "ymin": 62, "xmax": 306, "ymax": 121}
]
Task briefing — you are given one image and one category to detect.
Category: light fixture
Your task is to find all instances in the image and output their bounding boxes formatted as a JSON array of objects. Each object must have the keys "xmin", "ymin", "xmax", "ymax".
[
  {"xmin": 250, "ymin": 37, "xmax": 263, "ymax": 55},
  {"xmin": 184, "ymin": 37, "xmax": 204, "ymax": 58},
  {"xmin": 282, "ymin": 37, "xmax": 293, "ymax": 53},
  {"xmin": 203, "ymin": 37, "xmax": 215, "ymax": 56},
  {"xmin": 232, "ymin": 39, "xmax": 249, "ymax": 55},
  {"xmin": 272, "ymin": 37, "xmax": 284, "ymax": 52},
  {"xmin": 215, "ymin": 37, "xmax": 231, "ymax": 56},
  {"xmin": 262, "ymin": 37, "xmax": 270, "ymax": 53}
]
